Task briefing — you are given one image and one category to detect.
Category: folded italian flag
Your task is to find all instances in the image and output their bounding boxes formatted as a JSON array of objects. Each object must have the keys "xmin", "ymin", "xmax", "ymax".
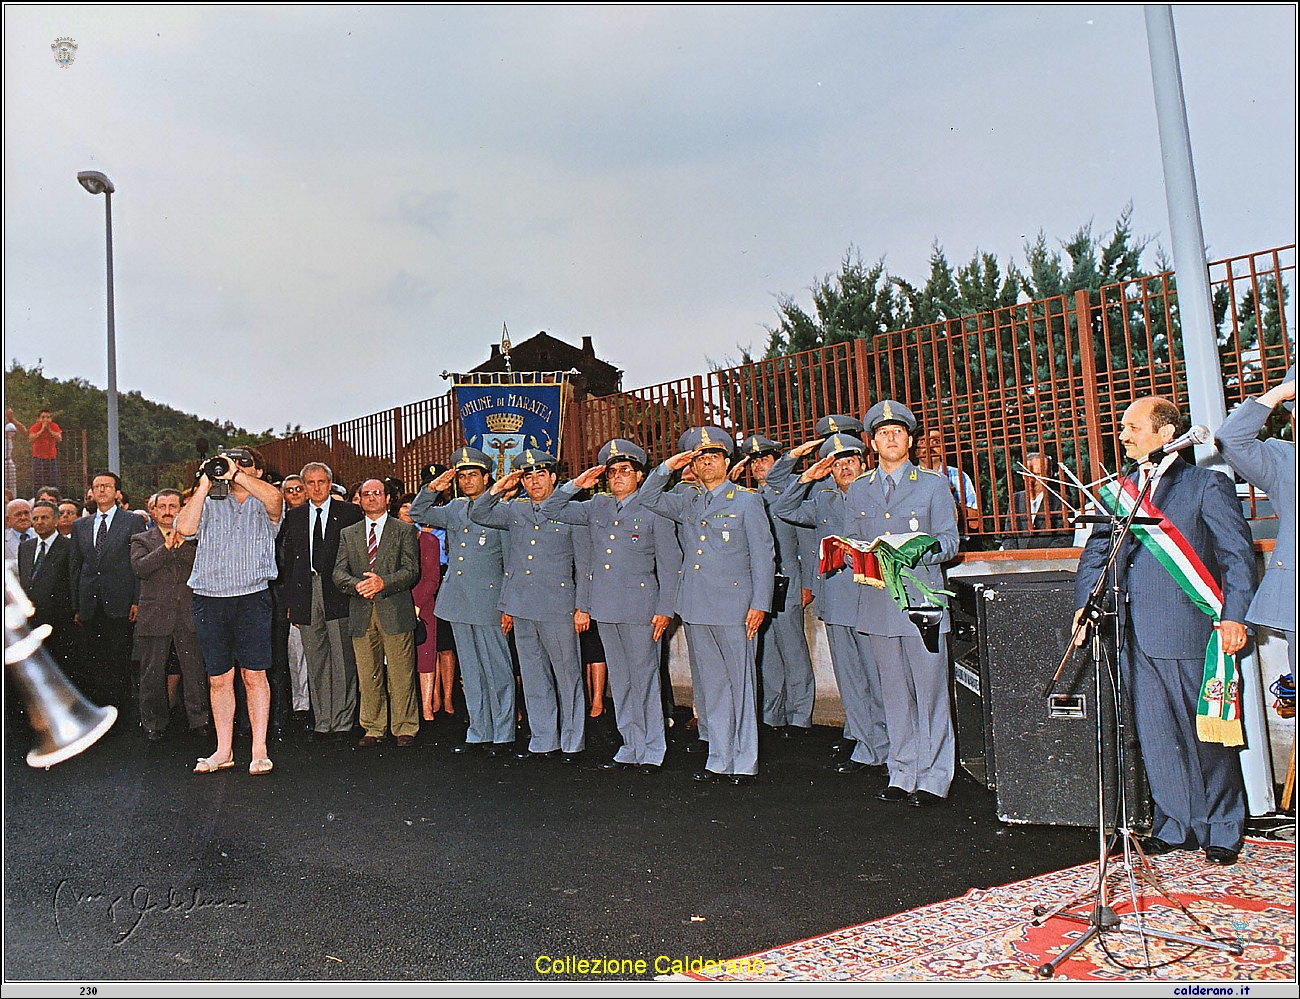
[{"xmin": 819, "ymin": 532, "xmax": 953, "ymax": 614}]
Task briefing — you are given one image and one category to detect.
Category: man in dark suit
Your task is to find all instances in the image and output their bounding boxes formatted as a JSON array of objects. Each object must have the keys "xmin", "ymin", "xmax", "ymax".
[
  {"xmin": 1074, "ymin": 396, "xmax": 1256, "ymax": 865},
  {"xmin": 333, "ymin": 478, "xmax": 421, "ymax": 747},
  {"xmin": 279, "ymin": 462, "xmax": 363, "ymax": 738},
  {"xmin": 17, "ymin": 499, "xmax": 75, "ymax": 667},
  {"xmin": 69, "ymin": 471, "xmax": 146, "ymax": 714},
  {"xmin": 1002, "ymin": 452, "xmax": 1073, "ymax": 549},
  {"xmin": 131, "ymin": 488, "xmax": 209, "ymax": 740}
]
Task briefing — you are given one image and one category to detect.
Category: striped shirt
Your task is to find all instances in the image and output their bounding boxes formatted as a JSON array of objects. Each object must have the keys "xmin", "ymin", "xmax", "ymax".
[{"xmin": 188, "ymin": 493, "xmax": 282, "ymax": 597}]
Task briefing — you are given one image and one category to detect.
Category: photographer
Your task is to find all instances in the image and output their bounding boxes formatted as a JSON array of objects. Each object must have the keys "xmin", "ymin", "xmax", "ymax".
[{"xmin": 175, "ymin": 447, "xmax": 283, "ymax": 776}]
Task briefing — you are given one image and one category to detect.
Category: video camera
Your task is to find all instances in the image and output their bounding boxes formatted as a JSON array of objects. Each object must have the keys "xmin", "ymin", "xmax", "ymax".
[{"xmin": 198, "ymin": 448, "xmax": 254, "ymax": 499}]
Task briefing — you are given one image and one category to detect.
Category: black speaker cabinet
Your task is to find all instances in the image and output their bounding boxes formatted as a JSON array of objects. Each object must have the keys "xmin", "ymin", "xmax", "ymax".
[{"xmin": 950, "ymin": 572, "xmax": 1149, "ymax": 829}]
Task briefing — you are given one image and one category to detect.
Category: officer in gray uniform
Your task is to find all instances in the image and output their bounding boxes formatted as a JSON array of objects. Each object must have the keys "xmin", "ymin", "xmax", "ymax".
[
  {"xmin": 845, "ymin": 401, "xmax": 959, "ymax": 806},
  {"xmin": 1216, "ymin": 367, "xmax": 1296, "ymax": 673},
  {"xmin": 772, "ymin": 430, "xmax": 890, "ymax": 772},
  {"xmin": 641, "ymin": 426, "xmax": 775, "ymax": 784},
  {"xmin": 472, "ymin": 449, "xmax": 591, "ymax": 761},
  {"xmin": 541, "ymin": 439, "xmax": 682, "ymax": 770},
  {"xmin": 735, "ymin": 434, "xmax": 815, "ymax": 735},
  {"xmin": 670, "ymin": 430, "xmax": 709, "ymax": 754},
  {"xmin": 409, "ymin": 447, "xmax": 514, "ymax": 752}
]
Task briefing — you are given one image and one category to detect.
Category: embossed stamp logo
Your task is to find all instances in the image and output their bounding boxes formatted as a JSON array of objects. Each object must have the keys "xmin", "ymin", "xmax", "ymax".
[{"xmin": 52, "ymin": 37, "xmax": 78, "ymax": 68}]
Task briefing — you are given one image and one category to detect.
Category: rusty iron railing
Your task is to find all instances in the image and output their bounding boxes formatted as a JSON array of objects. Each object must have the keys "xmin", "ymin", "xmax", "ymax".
[{"xmin": 242, "ymin": 244, "xmax": 1292, "ymax": 538}]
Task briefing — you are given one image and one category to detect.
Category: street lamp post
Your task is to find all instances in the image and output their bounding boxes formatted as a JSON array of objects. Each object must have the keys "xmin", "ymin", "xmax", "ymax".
[{"xmin": 77, "ymin": 170, "xmax": 119, "ymax": 475}]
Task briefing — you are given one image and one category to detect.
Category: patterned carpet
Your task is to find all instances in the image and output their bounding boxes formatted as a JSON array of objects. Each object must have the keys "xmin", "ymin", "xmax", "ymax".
[{"xmin": 674, "ymin": 839, "xmax": 1296, "ymax": 982}]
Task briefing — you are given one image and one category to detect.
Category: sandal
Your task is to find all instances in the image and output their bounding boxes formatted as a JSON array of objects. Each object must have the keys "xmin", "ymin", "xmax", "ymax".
[
  {"xmin": 194, "ymin": 756, "xmax": 235, "ymax": 774},
  {"xmin": 249, "ymin": 758, "xmax": 274, "ymax": 776}
]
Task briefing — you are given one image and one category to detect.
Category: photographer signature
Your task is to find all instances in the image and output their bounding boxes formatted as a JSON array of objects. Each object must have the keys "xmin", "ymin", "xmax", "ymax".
[{"xmin": 53, "ymin": 879, "xmax": 248, "ymax": 946}]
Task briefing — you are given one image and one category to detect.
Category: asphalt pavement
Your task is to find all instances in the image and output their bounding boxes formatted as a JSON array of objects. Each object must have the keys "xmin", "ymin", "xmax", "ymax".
[{"xmin": 4, "ymin": 711, "xmax": 1097, "ymax": 983}]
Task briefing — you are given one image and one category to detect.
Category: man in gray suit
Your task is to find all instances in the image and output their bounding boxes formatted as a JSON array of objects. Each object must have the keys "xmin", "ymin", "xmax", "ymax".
[
  {"xmin": 845, "ymin": 402, "xmax": 959, "ymax": 807},
  {"xmin": 641, "ymin": 426, "xmax": 774, "ymax": 784},
  {"xmin": 1074, "ymin": 396, "xmax": 1256, "ymax": 865},
  {"xmin": 334, "ymin": 479, "xmax": 421, "ymax": 748},
  {"xmin": 773, "ymin": 431, "xmax": 890, "ymax": 775},
  {"xmin": 69, "ymin": 471, "xmax": 146, "ymax": 716},
  {"xmin": 734, "ymin": 435, "xmax": 815, "ymax": 738},
  {"xmin": 410, "ymin": 448, "xmax": 514, "ymax": 754},
  {"xmin": 542, "ymin": 439, "xmax": 682, "ymax": 771},
  {"xmin": 472, "ymin": 450, "xmax": 591, "ymax": 761},
  {"xmin": 130, "ymin": 488, "xmax": 209, "ymax": 740},
  {"xmin": 1216, "ymin": 370, "xmax": 1295, "ymax": 675}
]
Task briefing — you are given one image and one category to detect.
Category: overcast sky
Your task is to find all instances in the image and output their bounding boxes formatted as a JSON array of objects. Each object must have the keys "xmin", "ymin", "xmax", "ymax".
[{"xmin": 4, "ymin": 5, "xmax": 1296, "ymax": 433}]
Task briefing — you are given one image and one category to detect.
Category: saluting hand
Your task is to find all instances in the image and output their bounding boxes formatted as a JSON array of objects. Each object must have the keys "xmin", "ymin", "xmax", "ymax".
[
  {"xmin": 799, "ymin": 454, "xmax": 836, "ymax": 484},
  {"xmin": 789, "ymin": 437, "xmax": 825, "ymax": 460},
  {"xmin": 492, "ymin": 468, "xmax": 525, "ymax": 496},
  {"xmin": 429, "ymin": 468, "xmax": 456, "ymax": 493},
  {"xmin": 663, "ymin": 450, "xmax": 696, "ymax": 471},
  {"xmin": 572, "ymin": 465, "xmax": 606, "ymax": 491}
]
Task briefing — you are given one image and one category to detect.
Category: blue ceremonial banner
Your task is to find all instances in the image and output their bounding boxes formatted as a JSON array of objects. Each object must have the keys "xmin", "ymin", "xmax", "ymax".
[{"xmin": 452, "ymin": 372, "xmax": 569, "ymax": 479}]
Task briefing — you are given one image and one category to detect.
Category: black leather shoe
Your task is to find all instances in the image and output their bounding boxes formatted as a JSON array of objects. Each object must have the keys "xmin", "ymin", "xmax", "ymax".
[
  {"xmin": 515, "ymin": 749, "xmax": 559, "ymax": 760},
  {"xmin": 834, "ymin": 760, "xmax": 874, "ymax": 774},
  {"xmin": 560, "ymin": 752, "xmax": 583, "ymax": 765},
  {"xmin": 907, "ymin": 790, "xmax": 944, "ymax": 808},
  {"xmin": 877, "ymin": 785, "xmax": 909, "ymax": 802},
  {"xmin": 485, "ymin": 743, "xmax": 511, "ymax": 756},
  {"xmin": 1139, "ymin": 836, "xmax": 1179, "ymax": 856},
  {"xmin": 730, "ymin": 774, "xmax": 756, "ymax": 786},
  {"xmin": 692, "ymin": 769, "xmax": 724, "ymax": 783},
  {"xmin": 1205, "ymin": 846, "xmax": 1239, "ymax": 866},
  {"xmin": 829, "ymin": 739, "xmax": 854, "ymax": 756},
  {"xmin": 598, "ymin": 760, "xmax": 631, "ymax": 770},
  {"xmin": 684, "ymin": 740, "xmax": 709, "ymax": 755},
  {"xmin": 638, "ymin": 764, "xmax": 660, "ymax": 774},
  {"xmin": 452, "ymin": 742, "xmax": 475, "ymax": 754}
]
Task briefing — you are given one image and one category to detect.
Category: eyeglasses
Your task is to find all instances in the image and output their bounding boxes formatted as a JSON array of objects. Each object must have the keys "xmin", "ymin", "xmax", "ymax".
[
  {"xmin": 359, "ymin": 489, "xmax": 386, "ymax": 497},
  {"xmin": 283, "ymin": 486, "xmax": 304, "ymax": 494}
]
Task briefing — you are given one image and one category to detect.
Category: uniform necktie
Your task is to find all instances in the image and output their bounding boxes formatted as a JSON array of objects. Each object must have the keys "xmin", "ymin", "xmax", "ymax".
[
  {"xmin": 32, "ymin": 539, "xmax": 46, "ymax": 574},
  {"xmin": 313, "ymin": 506, "xmax": 325, "ymax": 572},
  {"xmin": 368, "ymin": 521, "xmax": 378, "ymax": 570},
  {"xmin": 95, "ymin": 513, "xmax": 107, "ymax": 554},
  {"xmin": 883, "ymin": 474, "xmax": 895, "ymax": 503}
]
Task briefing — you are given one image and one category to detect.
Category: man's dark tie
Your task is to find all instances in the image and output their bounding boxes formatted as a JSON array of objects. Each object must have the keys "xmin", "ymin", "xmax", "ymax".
[
  {"xmin": 367, "ymin": 522, "xmax": 378, "ymax": 571},
  {"xmin": 883, "ymin": 474, "xmax": 895, "ymax": 503},
  {"xmin": 313, "ymin": 506, "xmax": 325, "ymax": 572},
  {"xmin": 32, "ymin": 539, "xmax": 46, "ymax": 575},
  {"xmin": 94, "ymin": 513, "xmax": 107, "ymax": 554}
]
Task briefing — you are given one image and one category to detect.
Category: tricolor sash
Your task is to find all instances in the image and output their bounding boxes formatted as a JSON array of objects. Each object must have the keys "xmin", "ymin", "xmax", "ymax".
[{"xmin": 1097, "ymin": 461, "xmax": 1242, "ymax": 747}]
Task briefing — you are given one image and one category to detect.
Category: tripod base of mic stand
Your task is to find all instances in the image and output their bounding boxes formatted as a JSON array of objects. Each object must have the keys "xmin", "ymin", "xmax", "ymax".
[{"xmin": 1030, "ymin": 833, "xmax": 1245, "ymax": 978}]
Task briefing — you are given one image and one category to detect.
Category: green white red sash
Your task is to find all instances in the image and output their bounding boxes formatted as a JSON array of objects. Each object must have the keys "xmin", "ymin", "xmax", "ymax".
[{"xmin": 1097, "ymin": 464, "xmax": 1242, "ymax": 746}]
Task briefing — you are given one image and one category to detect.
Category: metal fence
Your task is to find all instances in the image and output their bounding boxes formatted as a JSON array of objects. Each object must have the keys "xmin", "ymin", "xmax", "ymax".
[{"xmin": 243, "ymin": 244, "xmax": 1293, "ymax": 539}]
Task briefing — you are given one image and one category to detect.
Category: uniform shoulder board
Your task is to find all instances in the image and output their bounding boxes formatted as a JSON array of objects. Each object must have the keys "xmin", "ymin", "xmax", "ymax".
[{"xmin": 918, "ymin": 467, "xmax": 945, "ymax": 478}]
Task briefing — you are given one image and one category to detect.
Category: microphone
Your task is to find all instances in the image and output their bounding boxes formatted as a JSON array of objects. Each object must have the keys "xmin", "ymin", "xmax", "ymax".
[{"xmin": 1146, "ymin": 424, "xmax": 1211, "ymax": 462}]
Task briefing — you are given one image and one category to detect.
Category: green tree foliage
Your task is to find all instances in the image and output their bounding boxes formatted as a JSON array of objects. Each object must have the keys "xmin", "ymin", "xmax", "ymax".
[
  {"xmin": 4, "ymin": 359, "xmax": 263, "ymax": 474},
  {"xmin": 764, "ymin": 249, "xmax": 903, "ymax": 357}
]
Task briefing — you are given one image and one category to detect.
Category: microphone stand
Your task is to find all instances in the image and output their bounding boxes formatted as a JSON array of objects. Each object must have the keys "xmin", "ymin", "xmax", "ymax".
[{"xmin": 1029, "ymin": 465, "xmax": 1243, "ymax": 977}]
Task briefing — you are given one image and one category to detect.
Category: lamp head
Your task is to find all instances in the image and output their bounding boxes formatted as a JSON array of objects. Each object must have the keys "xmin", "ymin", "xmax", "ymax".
[{"xmin": 77, "ymin": 171, "xmax": 115, "ymax": 195}]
